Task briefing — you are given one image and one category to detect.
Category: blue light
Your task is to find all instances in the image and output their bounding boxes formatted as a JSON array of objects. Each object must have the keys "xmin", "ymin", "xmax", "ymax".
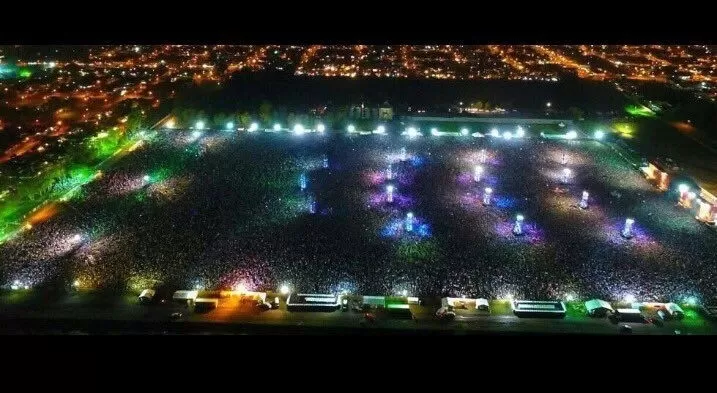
[
  {"xmin": 322, "ymin": 154, "xmax": 329, "ymax": 169},
  {"xmin": 299, "ymin": 173, "xmax": 307, "ymax": 191}
]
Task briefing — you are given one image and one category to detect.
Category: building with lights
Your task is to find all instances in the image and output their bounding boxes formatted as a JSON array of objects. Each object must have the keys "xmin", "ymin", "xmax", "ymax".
[{"xmin": 349, "ymin": 102, "xmax": 393, "ymax": 120}]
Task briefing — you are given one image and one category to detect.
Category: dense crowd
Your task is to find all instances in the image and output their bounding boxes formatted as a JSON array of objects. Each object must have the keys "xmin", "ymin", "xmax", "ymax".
[{"xmin": 1, "ymin": 130, "xmax": 715, "ymax": 304}]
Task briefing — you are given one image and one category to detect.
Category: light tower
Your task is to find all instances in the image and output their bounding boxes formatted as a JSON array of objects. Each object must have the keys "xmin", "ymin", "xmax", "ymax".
[
  {"xmin": 483, "ymin": 187, "xmax": 493, "ymax": 206},
  {"xmin": 621, "ymin": 218, "xmax": 635, "ymax": 239},
  {"xmin": 512, "ymin": 214, "xmax": 524, "ymax": 236},
  {"xmin": 579, "ymin": 190, "xmax": 589, "ymax": 209},
  {"xmin": 405, "ymin": 212, "xmax": 414, "ymax": 232},
  {"xmin": 561, "ymin": 168, "xmax": 571, "ymax": 184},
  {"xmin": 299, "ymin": 173, "xmax": 307, "ymax": 191},
  {"xmin": 474, "ymin": 165, "xmax": 484, "ymax": 182}
]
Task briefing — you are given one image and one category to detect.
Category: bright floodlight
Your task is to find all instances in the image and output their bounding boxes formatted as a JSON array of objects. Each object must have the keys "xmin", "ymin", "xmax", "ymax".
[
  {"xmin": 546, "ymin": 102, "xmax": 552, "ymax": 108},
  {"xmin": 566, "ymin": 293, "xmax": 575, "ymax": 301},
  {"xmin": 71, "ymin": 234, "xmax": 82, "ymax": 242},
  {"xmin": 687, "ymin": 296, "xmax": 697, "ymax": 306},
  {"xmin": 317, "ymin": 123, "xmax": 326, "ymax": 133},
  {"xmin": 431, "ymin": 127, "xmax": 440, "ymax": 136},
  {"xmin": 678, "ymin": 184, "xmax": 689, "ymax": 194},
  {"xmin": 561, "ymin": 168, "xmax": 571, "ymax": 184},
  {"xmin": 483, "ymin": 187, "xmax": 492, "ymax": 206},
  {"xmin": 273, "ymin": 123, "xmax": 281, "ymax": 131},
  {"xmin": 406, "ymin": 127, "xmax": 419, "ymax": 138},
  {"xmin": 502, "ymin": 131, "xmax": 513, "ymax": 140},
  {"xmin": 579, "ymin": 190, "xmax": 589, "ymax": 209},
  {"xmin": 143, "ymin": 175, "xmax": 150, "ymax": 182},
  {"xmin": 515, "ymin": 126, "xmax": 525, "ymax": 138},
  {"xmin": 513, "ymin": 214, "xmax": 524, "ymax": 236},
  {"xmin": 400, "ymin": 147, "xmax": 407, "ymax": 162},
  {"xmin": 293, "ymin": 124, "xmax": 305, "ymax": 134},
  {"xmin": 386, "ymin": 164, "xmax": 393, "ymax": 180},
  {"xmin": 490, "ymin": 128, "xmax": 500, "ymax": 137},
  {"xmin": 565, "ymin": 130, "xmax": 578, "ymax": 140},
  {"xmin": 299, "ymin": 173, "xmax": 307, "ymax": 191},
  {"xmin": 460, "ymin": 128, "xmax": 469, "ymax": 136},
  {"xmin": 248, "ymin": 122, "xmax": 259, "ymax": 132},
  {"xmin": 347, "ymin": 124, "xmax": 356, "ymax": 133},
  {"xmin": 594, "ymin": 130, "xmax": 605, "ymax": 140},
  {"xmin": 235, "ymin": 283, "xmax": 247, "ymax": 293},
  {"xmin": 386, "ymin": 184, "xmax": 395, "ymax": 203},
  {"xmin": 621, "ymin": 218, "xmax": 635, "ymax": 239},
  {"xmin": 280, "ymin": 284, "xmax": 290, "ymax": 295},
  {"xmin": 474, "ymin": 165, "xmax": 484, "ymax": 182},
  {"xmin": 195, "ymin": 121, "xmax": 205, "ymax": 130},
  {"xmin": 624, "ymin": 293, "xmax": 636, "ymax": 303},
  {"xmin": 165, "ymin": 119, "xmax": 175, "ymax": 129},
  {"xmin": 226, "ymin": 121, "xmax": 234, "ymax": 130},
  {"xmin": 73, "ymin": 280, "xmax": 80, "ymax": 287},
  {"xmin": 376, "ymin": 125, "xmax": 386, "ymax": 134},
  {"xmin": 405, "ymin": 212, "xmax": 414, "ymax": 232},
  {"xmin": 401, "ymin": 290, "xmax": 408, "ymax": 297}
]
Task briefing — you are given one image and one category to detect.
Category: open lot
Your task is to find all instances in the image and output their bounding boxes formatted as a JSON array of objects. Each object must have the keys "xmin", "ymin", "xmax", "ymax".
[{"xmin": 1, "ymin": 124, "xmax": 716, "ymax": 312}]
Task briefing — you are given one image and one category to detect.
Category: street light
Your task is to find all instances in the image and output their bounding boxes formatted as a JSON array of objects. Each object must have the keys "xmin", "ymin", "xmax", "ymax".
[
  {"xmin": 195, "ymin": 120, "xmax": 205, "ymax": 130},
  {"xmin": 460, "ymin": 128, "xmax": 469, "ymax": 136},
  {"xmin": 347, "ymin": 124, "xmax": 356, "ymax": 133},
  {"xmin": 225, "ymin": 121, "xmax": 234, "ymax": 130},
  {"xmin": 280, "ymin": 284, "xmax": 290, "ymax": 295},
  {"xmin": 248, "ymin": 122, "xmax": 259, "ymax": 132},
  {"xmin": 273, "ymin": 123, "xmax": 281, "ymax": 132},
  {"xmin": 316, "ymin": 123, "xmax": 326, "ymax": 133},
  {"xmin": 594, "ymin": 130, "xmax": 605, "ymax": 140},
  {"xmin": 293, "ymin": 124, "xmax": 305, "ymax": 134}
]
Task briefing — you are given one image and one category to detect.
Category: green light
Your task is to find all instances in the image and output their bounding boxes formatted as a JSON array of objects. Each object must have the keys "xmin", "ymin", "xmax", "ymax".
[
  {"xmin": 625, "ymin": 104, "xmax": 655, "ymax": 117},
  {"xmin": 18, "ymin": 68, "xmax": 32, "ymax": 78}
]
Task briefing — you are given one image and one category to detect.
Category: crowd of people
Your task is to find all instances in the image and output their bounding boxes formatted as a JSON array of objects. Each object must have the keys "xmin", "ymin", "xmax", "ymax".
[{"xmin": 1, "ymin": 130, "xmax": 715, "ymax": 305}]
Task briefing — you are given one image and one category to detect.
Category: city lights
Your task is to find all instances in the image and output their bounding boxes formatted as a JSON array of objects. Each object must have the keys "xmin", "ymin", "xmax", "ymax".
[
  {"xmin": 347, "ymin": 124, "xmax": 356, "ymax": 133},
  {"xmin": 579, "ymin": 190, "xmax": 589, "ymax": 209},
  {"xmin": 405, "ymin": 212, "xmax": 414, "ymax": 232},
  {"xmin": 474, "ymin": 165, "xmax": 484, "ymax": 182},
  {"xmin": 316, "ymin": 123, "xmax": 326, "ymax": 133},
  {"xmin": 502, "ymin": 131, "xmax": 513, "ymax": 139},
  {"xmin": 248, "ymin": 122, "xmax": 259, "ymax": 132},
  {"xmin": 293, "ymin": 124, "xmax": 305, "ymax": 134},
  {"xmin": 195, "ymin": 120, "xmax": 205, "ymax": 130},
  {"xmin": 483, "ymin": 187, "xmax": 492, "ymax": 206},
  {"xmin": 565, "ymin": 130, "xmax": 578, "ymax": 140},
  {"xmin": 386, "ymin": 184, "xmax": 394, "ymax": 203},
  {"xmin": 490, "ymin": 128, "xmax": 500, "ymax": 137},
  {"xmin": 513, "ymin": 214, "xmax": 524, "ymax": 236},
  {"xmin": 515, "ymin": 126, "xmax": 525, "ymax": 138},
  {"xmin": 375, "ymin": 125, "xmax": 386, "ymax": 134},
  {"xmin": 273, "ymin": 123, "xmax": 281, "ymax": 132},
  {"xmin": 621, "ymin": 218, "xmax": 635, "ymax": 239}
]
